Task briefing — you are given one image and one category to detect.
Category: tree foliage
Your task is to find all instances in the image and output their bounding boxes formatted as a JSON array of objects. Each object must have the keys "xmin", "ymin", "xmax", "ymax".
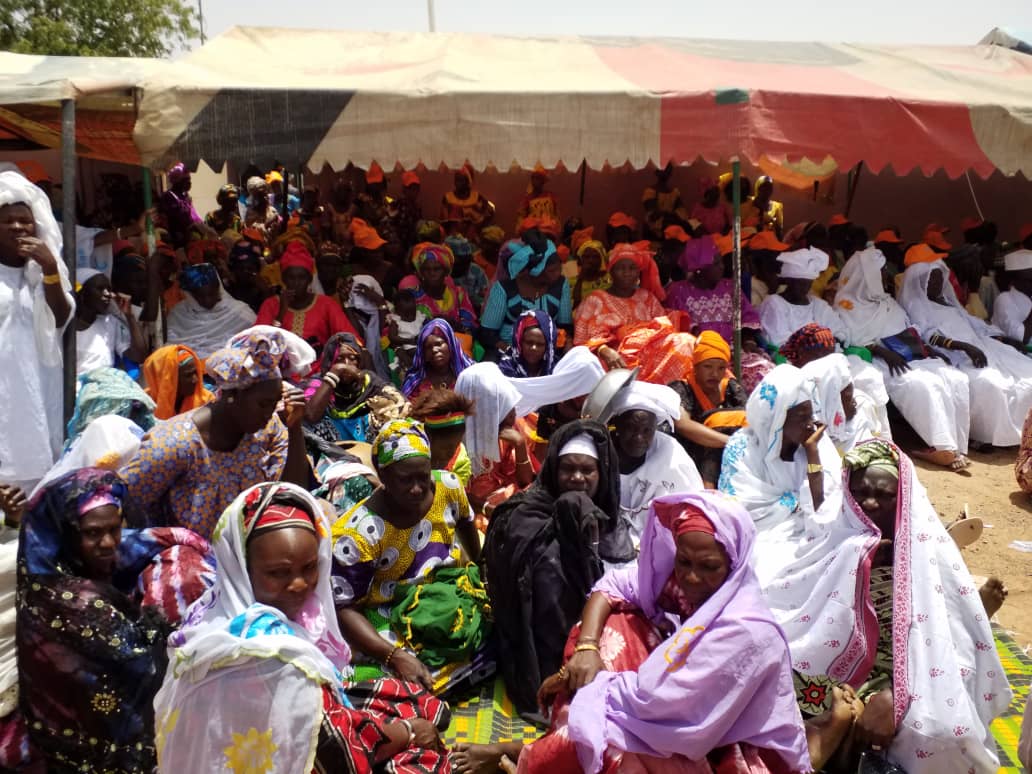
[{"xmin": 0, "ymin": 0, "xmax": 199, "ymax": 58}]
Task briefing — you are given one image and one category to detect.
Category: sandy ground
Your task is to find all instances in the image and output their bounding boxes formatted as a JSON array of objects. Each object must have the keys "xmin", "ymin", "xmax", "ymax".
[{"xmin": 917, "ymin": 447, "xmax": 1032, "ymax": 651}]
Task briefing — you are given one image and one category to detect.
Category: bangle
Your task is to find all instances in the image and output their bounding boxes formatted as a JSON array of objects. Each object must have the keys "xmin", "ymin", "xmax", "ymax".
[
  {"xmin": 806, "ymin": 463, "xmax": 823, "ymax": 474},
  {"xmin": 576, "ymin": 636, "xmax": 599, "ymax": 644},
  {"xmin": 271, "ymin": 319, "xmax": 283, "ymax": 328},
  {"xmin": 399, "ymin": 718, "xmax": 415, "ymax": 747},
  {"xmin": 574, "ymin": 642, "xmax": 601, "ymax": 654},
  {"xmin": 384, "ymin": 645, "xmax": 400, "ymax": 668},
  {"xmin": 42, "ymin": 273, "xmax": 62, "ymax": 285},
  {"xmin": 322, "ymin": 372, "xmax": 340, "ymax": 388}
]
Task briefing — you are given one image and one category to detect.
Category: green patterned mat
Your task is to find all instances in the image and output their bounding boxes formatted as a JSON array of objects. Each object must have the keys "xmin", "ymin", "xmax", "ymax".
[
  {"xmin": 992, "ymin": 627, "xmax": 1030, "ymax": 773},
  {"xmin": 443, "ymin": 626, "xmax": 1031, "ymax": 767},
  {"xmin": 443, "ymin": 676, "xmax": 545, "ymax": 746}
]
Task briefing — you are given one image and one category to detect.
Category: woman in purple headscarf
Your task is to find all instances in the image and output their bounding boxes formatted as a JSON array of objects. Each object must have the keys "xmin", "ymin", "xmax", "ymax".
[
  {"xmin": 664, "ymin": 235, "xmax": 774, "ymax": 394},
  {"xmin": 158, "ymin": 162, "xmax": 212, "ymax": 249},
  {"xmin": 515, "ymin": 491, "xmax": 814, "ymax": 774}
]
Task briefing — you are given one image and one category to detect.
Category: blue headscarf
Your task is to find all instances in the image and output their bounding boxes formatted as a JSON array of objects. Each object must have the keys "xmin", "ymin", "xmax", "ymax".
[
  {"xmin": 503, "ymin": 238, "xmax": 557, "ymax": 278},
  {"xmin": 179, "ymin": 262, "xmax": 220, "ymax": 292},
  {"xmin": 66, "ymin": 368, "xmax": 156, "ymax": 448},
  {"xmin": 401, "ymin": 318, "xmax": 474, "ymax": 397},
  {"xmin": 498, "ymin": 310, "xmax": 558, "ymax": 377}
]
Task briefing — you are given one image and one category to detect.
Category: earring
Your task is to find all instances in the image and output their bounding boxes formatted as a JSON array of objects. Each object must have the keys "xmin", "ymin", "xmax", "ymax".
[{"xmin": 227, "ymin": 395, "xmax": 235, "ymax": 404}]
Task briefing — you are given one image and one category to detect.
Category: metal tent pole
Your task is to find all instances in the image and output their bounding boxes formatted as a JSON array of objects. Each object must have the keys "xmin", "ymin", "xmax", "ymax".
[
  {"xmin": 60, "ymin": 98, "xmax": 77, "ymax": 435},
  {"xmin": 731, "ymin": 158, "xmax": 742, "ymax": 380}
]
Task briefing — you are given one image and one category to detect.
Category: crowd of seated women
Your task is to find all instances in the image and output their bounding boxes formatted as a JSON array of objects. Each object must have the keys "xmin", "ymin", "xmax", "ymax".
[{"xmin": 0, "ymin": 161, "xmax": 1029, "ymax": 772}]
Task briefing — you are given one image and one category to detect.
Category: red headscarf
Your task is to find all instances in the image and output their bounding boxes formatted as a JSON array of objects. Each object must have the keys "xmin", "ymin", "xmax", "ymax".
[
  {"xmin": 655, "ymin": 502, "xmax": 716, "ymax": 537},
  {"xmin": 280, "ymin": 241, "xmax": 316, "ymax": 274}
]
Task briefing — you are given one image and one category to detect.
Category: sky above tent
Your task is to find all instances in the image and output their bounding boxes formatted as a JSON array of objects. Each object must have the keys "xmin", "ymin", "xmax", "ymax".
[{"xmin": 198, "ymin": 0, "xmax": 1031, "ymax": 47}]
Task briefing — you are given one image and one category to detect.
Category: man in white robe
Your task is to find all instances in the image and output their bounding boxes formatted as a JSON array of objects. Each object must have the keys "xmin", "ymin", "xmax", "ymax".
[{"xmin": 991, "ymin": 249, "xmax": 1032, "ymax": 347}]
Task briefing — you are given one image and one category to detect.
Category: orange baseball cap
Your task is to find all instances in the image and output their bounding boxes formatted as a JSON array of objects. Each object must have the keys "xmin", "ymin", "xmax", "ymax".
[
  {"xmin": 874, "ymin": 229, "xmax": 903, "ymax": 244},
  {"xmin": 663, "ymin": 225, "xmax": 690, "ymax": 243},
  {"xmin": 608, "ymin": 211, "xmax": 637, "ymax": 230},
  {"xmin": 960, "ymin": 217, "xmax": 984, "ymax": 233},
  {"xmin": 401, "ymin": 170, "xmax": 420, "ymax": 188},
  {"xmin": 828, "ymin": 213, "xmax": 850, "ymax": 226},
  {"xmin": 923, "ymin": 229, "xmax": 952, "ymax": 252},
  {"xmin": 15, "ymin": 160, "xmax": 52, "ymax": 184},
  {"xmin": 904, "ymin": 243, "xmax": 947, "ymax": 267},
  {"xmin": 749, "ymin": 230, "xmax": 789, "ymax": 251},
  {"xmin": 713, "ymin": 234, "xmax": 734, "ymax": 256},
  {"xmin": 365, "ymin": 161, "xmax": 385, "ymax": 184}
]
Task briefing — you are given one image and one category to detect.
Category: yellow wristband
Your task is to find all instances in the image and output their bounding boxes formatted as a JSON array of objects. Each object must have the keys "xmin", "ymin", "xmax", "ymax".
[
  {"xmin": 806, "ymin": 463, "xmax": 823, "ymax": 474},
  {"xmin": 42, "ymin": 273, "xmax": 62, "ymax": 285},
  {"xmin": 574, "ymin": 643, "xmax": 601, "ymax": 654}
]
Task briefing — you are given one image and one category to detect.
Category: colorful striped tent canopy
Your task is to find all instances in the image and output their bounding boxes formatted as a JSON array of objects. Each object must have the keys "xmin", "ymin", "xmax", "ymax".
[{"xmin": 132, "ymin": 26, "xmax": 1032, "ymax": 177}]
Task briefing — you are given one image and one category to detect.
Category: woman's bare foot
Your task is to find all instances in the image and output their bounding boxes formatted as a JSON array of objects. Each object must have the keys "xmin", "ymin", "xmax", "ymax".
[
  {"xmin": 912, "ymin": 448, "xmax": 968, "ymax": 471},
  {"xmin": 452, "ymin": 742, "xmax": 524, "ymax": 774},
  {"xmin": 979, "ymin": 577, "xmax": 1007, "ymax": 618},
  {"xmin": 805, "ymin": 686, "xmax": 861, "ymax": 770}
]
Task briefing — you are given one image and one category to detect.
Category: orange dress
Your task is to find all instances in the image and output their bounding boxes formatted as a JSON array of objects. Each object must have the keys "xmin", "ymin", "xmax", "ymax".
[{"xmin": 573, "ymin": 289, "xmax": 695, "ymax": 385}]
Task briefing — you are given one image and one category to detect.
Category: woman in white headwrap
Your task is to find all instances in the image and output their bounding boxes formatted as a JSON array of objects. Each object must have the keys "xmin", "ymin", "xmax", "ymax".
[
  {"xmin": 835, "ymin": 247, "xmax": 972, "ymax": 469},
  {"xmin": 718, "ymin": 363, "xmax": 842, "ymax": 531},
  {"xmin": 0, "ymin": 170, "xmax": 74, "ymax": 493},
  {"xmin": 899, "ymin": 255, "xmax": 1032, "ymax": 446},
  {"xmin": 760, "ymin": 246, "xmax": 892, "ymax": 438},
  {"xmin": 604, "ymin": 379, "xmax": 703, "ymax": 548},
  {"xmin": 455, "ymin": 362, "xmax": 540, "ymax": 517},
  {"xmin": 801, "ymin": 352, "xmax": 881, "ymax": 456}
]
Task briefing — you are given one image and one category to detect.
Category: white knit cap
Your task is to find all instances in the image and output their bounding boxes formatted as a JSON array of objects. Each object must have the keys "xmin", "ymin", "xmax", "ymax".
[
  {"xmin": 1004, "ymin": 249, "xmax": 1032, "ymax": 273},
  {"xmin": 558, "ymin": 433, "xmax": 598, "ymax": 460}
]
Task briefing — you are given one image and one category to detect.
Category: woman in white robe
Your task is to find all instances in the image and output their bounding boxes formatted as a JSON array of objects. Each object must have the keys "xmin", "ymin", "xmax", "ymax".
[
  {"xmin": 760, "ymin": 247, "xmax": 891, "ymax": 436},
  {"xmin": 165, "ymin": 263, "xmax": 256, "ymax": 359},
  {"xmin": 800, "ymin": 352, "xmax": 880, "ymax": 456},
  {"xmin": 0, "ymin": 170, "xmax": 74, "ymax": 493},
  {"xmin": 899, "ymin": 258, "xmax": 1032, "ymax": 446},
  {"xmin": 835, "ymin": 247, "xmax": 972, "ymax": 468},
  {"xmin": 788, "ymin": 440, "xmax": 1010, "ymax": 773},
  {"xmin": 605, "ymin": 380, "xmax": 703, "ymax": 550},
  {"xmin": 718, "ymin": 363, "xmax": 842, "ymax": 545}
]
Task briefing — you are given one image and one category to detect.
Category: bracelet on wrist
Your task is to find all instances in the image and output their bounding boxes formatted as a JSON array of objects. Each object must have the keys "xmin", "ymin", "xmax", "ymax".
[
  {"xmin": 383, "ymin": 645, "xmax": 400, "ymax": 668},
  {"xmin": 42, "ymin": 272, "xmax": 62, "ymax": 285},
  {"xmin": 574, "ymin": 642, "xmax": 601, "ymax": 654},
  {"xmin": 806, "ymin": 463, "xmax": 823, "ymax": 474}
]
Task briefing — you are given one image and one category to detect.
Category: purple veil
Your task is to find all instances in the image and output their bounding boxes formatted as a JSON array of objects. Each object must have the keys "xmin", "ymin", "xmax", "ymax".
[{"xmin": 568, "ymin": 490, "xmax": 811, "ymax": 773}]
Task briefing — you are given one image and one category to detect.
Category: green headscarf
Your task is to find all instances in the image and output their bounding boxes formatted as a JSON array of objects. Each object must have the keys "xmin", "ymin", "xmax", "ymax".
[{"xmin": 843, "ymin": 440, "xmax": 900, "ymax": 479}]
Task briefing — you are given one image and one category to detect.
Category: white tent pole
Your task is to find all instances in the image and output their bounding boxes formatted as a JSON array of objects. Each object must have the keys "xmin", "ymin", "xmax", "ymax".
[{"xmin": 427, "ymin": 0, "xmax": 437, "ymax": 32}]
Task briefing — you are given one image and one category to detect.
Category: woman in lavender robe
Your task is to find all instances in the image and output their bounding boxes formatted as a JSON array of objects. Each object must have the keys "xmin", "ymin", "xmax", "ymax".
[{"xmin": 516, "ymin": 491, "xmax": 814, "ymax": 773}]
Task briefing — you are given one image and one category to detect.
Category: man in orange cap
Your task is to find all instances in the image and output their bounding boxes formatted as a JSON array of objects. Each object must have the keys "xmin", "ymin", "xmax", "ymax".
[
  {"xmin": 747, "ymin": 230, "xmax": 789, "ymax": 306},
  {"xmin": 657, "ymin": 223, "xmax": 691, "ymax": 283},
  {"xmin": 515, "ymin": 163, "xmax": 559, "ymax": 231},
  {"xmin": 922, "ymin": 223, "xmax": 952, "ymax": 252},
  {"xmin": 873, "ymin": 228, "xmax": 904, "ymax": 274},
  {"xmin": 606, "ymin": 211, "xmax": 638, "ymax": 247},
  {"xmin": 390, "ymin": 170, "xmax": 422, "ymax": 246},
  {"xmin": 356, "ymin": 162, "xmax": 392, "ymax": 235}
]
